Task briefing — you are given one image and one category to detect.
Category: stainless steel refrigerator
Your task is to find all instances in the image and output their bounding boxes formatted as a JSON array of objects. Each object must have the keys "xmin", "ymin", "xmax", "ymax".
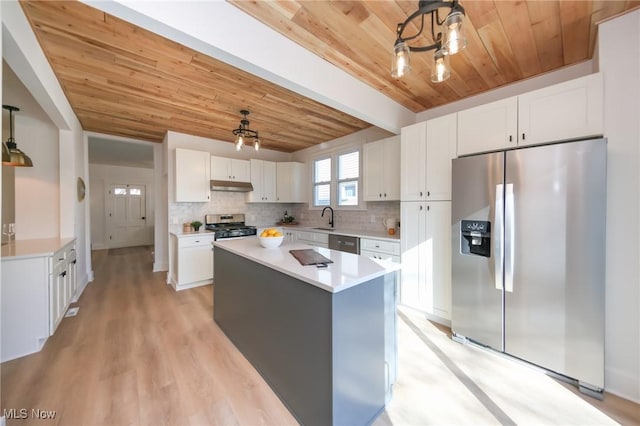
[{"xmin": 451, "ymin": 138, "xmax": 606, "ymax": 397}]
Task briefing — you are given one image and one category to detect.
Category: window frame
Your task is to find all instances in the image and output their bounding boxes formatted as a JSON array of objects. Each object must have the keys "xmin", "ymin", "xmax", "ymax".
[
  {"xmin": 310, "ymin": 148, "xmax": 363, "ymax": 210},
  {"xmin": 312, "ymin": 156, "xmax": 332, "ymax": 207}
]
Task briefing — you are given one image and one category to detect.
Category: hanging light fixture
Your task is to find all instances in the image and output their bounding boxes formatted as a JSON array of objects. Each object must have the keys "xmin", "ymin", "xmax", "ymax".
[
  {"xmin": 2, "ymin": 105, "xmax": 33, "ymax": 167},
  {"xmin": 232, "ymin": 110, "xmax": 260, "ymax": 151},
  {"xmin": 391, "ymin": 0, "xmax": 467, "ymax": 83}
]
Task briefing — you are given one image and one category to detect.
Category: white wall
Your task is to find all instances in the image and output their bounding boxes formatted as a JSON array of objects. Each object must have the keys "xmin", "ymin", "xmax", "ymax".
[
  {"xmin": 598, "ymin": 10, "xmax": 640, "ymax": 403},
  {"xmin": 2, "ymin": 62, "xmax": 59, "ymax": 240},
  {"xmin": 89, "ymin": 164, "xmax": 154, "ymax": 250}
]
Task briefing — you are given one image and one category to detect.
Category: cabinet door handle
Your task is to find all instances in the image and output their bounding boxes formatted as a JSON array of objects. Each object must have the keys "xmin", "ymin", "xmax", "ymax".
[
  {"xmin": 522, "ymin": 133, "xmax": 525, "ymax": 140},
  {"xmin": 379, "ymin": 193, "xmax": 382, "ymax": 198},
  {"xmin": 384, "ymin": 193, "xmax": 387, "ymax": 197},
  {"xmin": 509, "ymin": 135, "xmax": 513, "ymax": 142},
  {"xmin": 427, "ymin": 205, "xmax": 430, "ymax": 211},
  {"xmin": 72, "ymin": 260, "xmax": 77, "ymax": 264},
  {"xmin": 60, "ymin": 271, "xmax": 67, "ymax": 277},
  {"xmin": 427, "ymin": 191, "xmax": 430, "ymax": 197},
  {"xmin": 419, "ymin": 205, "xmax": 423, "ymax": 210},
  {"xmin": 420, "ymin": 191, "xmax": 423, "ymax": 197}
]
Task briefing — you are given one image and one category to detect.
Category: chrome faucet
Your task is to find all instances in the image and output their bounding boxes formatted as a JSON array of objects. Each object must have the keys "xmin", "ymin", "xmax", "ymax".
[{"xmin": 321, "ymin": 206, "xmax": 334, "ymax": 228}]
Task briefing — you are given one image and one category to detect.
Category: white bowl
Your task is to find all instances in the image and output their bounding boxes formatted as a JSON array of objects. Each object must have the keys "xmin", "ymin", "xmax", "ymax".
[{"xmin": 258, "ymin": 235, "xmax": 284, "ymax": 248}]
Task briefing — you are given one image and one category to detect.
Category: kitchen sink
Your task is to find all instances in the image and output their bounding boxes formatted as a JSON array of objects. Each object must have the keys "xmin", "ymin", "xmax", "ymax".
[{"xmin": 312, "ymin": 227, "xmax": 335, "ymax": 231}]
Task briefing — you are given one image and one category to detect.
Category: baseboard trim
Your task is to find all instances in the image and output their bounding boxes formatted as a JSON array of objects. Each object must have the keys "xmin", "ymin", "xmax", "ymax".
[{"xmin": 153, "ymin": 262, "xmax": 168, "ymax": 272}]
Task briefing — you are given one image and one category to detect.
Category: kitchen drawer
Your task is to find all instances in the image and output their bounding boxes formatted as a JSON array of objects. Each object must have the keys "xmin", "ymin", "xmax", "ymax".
[
  {"xmin": 178, "ymin": 235, "xmax": 215, "ymax": 248},
  {"xmin": 361, "ymin": 249, "xmax": 401, "ymax": 264},
  {"xmin": 297, "ymin": 231, "xmax": 329, "ymax": 244},
  {"xmin": 361, "ymin": 238, "xmax": 400, "ymax": 256}
]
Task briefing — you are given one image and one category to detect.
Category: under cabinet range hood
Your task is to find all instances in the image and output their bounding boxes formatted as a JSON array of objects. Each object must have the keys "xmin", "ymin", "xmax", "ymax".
[{"xmin": 210, "ymin": 180, "xmax": 253, "ymax": 192}]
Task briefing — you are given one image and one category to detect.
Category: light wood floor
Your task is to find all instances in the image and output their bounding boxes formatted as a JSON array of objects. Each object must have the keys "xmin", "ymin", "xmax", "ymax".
[{"xmin": 1, "ymin": 246, "xmax": 638, "ymax": 425}]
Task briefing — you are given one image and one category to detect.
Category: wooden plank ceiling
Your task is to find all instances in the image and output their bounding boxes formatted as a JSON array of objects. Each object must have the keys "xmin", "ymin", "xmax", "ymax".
[
  {"xmin": 20, "ymin": 1, "xmax": 640, "ymax": 152},
  {"xmin": 19, "ymin": 0, "xmax": 370, "ymax": 152},
  {"xmin": 231, "ymin": 0, "xmax": 640, "ymax": 113}
]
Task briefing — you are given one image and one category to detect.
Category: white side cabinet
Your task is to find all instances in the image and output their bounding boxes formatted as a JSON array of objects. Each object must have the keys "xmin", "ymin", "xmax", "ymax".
[
  {"xmin": 360, "ymin": 238, "xmax": 400, "ymax": 263},
  {"xmin": 457, "ymin": 97, "xmax": 518, "ymax": 156},
  {"xmin": 400, "ymin": 201, "xmax": 451, "ymax": 322},
  {"xmin": 1, "ymin": 239, "xmax": 77, "ymax": 362},
  {"xmin": 518, "ymin": 72, "xmax": 603, "ymax": 146},
  {"xmin": 276, "ymin": 162, "xmax": 306, "ymax": 203},
  {"xmin": 401, "ymin": 114, "xmax": 457, "ymax": 201},
  {"xmin": 170, "ymin": 233, "xmax": 216, "ymax": 291},
  {"xmin": 211, "ymin": 156, "xmax": 251, "ymax": 182},
  {"xmin": 363, "ymin": 136, "xmax": 400, "ymax": 201},
  {"xmin": 175, "ymin": 148, "xmax": 211, "ymax": 202},
  {"xmin": 247, "ymin": 159, "xmax": 277, "ymax": 202},
  {"xmin": 457, "ymin": 73, "xmax": 604, "ymax": 156}
]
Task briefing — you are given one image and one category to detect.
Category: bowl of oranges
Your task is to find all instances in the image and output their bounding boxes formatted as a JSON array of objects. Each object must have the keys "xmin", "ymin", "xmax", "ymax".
[{"xmin": 258, "ymin": 227, "xmax": 284, "ymax": 248}]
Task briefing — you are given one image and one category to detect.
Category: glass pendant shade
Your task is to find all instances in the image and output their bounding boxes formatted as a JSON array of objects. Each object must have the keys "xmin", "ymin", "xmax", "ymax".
[
  {"xmin": 431, "ymin": 50, "xmax": 450, "ymax": 83},
  {"xmin": 391, "ymin": 41, "xmax": 411, "ymax": 79},
  {"xmin": 235, "ymin": 134, "xmax": 244, "ymax": 151},
  {"xmin": 442, "ymin": 10, "xmax": 467, "ymax": 55},
  {"xmin": 254, "ymin": 137, "xmax": 260, "ymax": 151}
]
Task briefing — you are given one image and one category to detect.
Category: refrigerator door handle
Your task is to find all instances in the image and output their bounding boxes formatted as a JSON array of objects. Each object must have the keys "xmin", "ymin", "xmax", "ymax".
[
  {"xmin": 494, "ymin": 184, "xmax": 504, "ymax": 290},
  {"xmin": 504, "ymin": 184, "xmax": 515, "ymax": 293}
]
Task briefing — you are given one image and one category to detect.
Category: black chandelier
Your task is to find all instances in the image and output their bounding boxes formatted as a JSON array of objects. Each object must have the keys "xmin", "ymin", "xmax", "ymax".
[
  {"xmin": 2, "ymin": 105, "xmax": 33, "ymax": 167},
  {"xmin": 392, "ymin": 0, "xmax": 467, "ymax": 83},
  {"xmin": 232, "ymin": 110, "xmax": 260, "ymax": 151}
]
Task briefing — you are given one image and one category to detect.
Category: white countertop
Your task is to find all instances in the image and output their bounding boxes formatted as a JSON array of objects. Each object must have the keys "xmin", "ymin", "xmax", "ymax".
[
  {"xmin": 170, "ymin": 230, "xmax": 215, "ymax": 238},
  {"xmin": 213, "ymin": 237, "xmax": 400, "ymax": 293},
  {"xmin": 280, "ymin": 225, "xmax": 400, "ymax": 242},
  {"xmin": 1, "ymin": 237, "xmax": 76, "ymax": 260}
]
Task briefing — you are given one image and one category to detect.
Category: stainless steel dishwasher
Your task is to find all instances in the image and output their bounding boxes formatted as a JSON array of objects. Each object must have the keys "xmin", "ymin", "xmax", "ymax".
[{"xmin": 328, "ymin": 234, "xmax": 360, "ymax": 254}]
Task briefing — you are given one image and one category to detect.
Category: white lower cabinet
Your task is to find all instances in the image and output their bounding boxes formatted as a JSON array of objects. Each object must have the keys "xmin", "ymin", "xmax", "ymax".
[
  {"xmin": 170, "ymin": 234, "xmax": 215, "ymax": 291},
  {"xmin": 1, "ymin": 239, "xmax": 77, "ymax": 362},
  {"xmin": 400, "ymin": 201, "xmax": 451, "ymax": 322},
  {"xmin": 360, "ymin": 238, "xmax": 400, "ymax": 263},
  {"xmin": 282, "ymin": 229, "xmax": 297, "ymax": 242},
  {"xmin": 296, "ymin": 230, "xmax": 329, "ymax": 248}
]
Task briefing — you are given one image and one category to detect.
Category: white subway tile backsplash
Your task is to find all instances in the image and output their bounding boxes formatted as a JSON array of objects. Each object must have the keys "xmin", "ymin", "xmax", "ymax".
[{"xmin": 169, "ymin": 193, "xmax": 400, "ymax": 235}]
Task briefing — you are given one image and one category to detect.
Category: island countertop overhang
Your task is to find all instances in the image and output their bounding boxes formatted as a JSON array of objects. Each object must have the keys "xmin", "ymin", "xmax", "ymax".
[{"xmin": 213, "ymin": 237, "xmax": 400, "ymax": 293}]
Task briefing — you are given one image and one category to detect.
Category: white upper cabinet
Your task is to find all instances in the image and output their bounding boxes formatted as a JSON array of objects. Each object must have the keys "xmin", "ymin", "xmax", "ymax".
[
  {"xmin": 401, "ymin": 122, "xmax": 427, "ymax": 201},
  {"xmin": 457, "ymin": 97, "xmax": 518, "ymax": 156},
  {"xmin": 276, "ymin": 162, "xmax": 306, "ymax": 203},
  {"xmin": 210, "ymin": 156, "xmax": 251, "ymax": 182},
  {"xmin": 401, "ymin": 114, "xmax": 457, "ymax": 201},
  {"xmin": 247, "ymin": 159, "xmax": 276, "ymax": 203},
  {"xmin": 426, "ymin": 114, "xmax": 457, "ymax": 201},
  {"xmin": 363, "ymin": 135, "xmax": 400, "ymax": 201},
  {"xmin": 457, "ymin": 73, "xmax": 604, "ymax": 156},
  {"xmin": 518, "ymin": 73, "xmax": 603, "ymax": 146},
  {"xmin": 175, "ymin": 148, "xmax": 211, "ymax": 202}
]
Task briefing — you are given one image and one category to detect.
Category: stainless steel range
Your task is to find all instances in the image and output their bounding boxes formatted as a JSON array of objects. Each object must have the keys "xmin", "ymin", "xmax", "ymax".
[{"xmin": 205, "ymin": 213, "xmax": 257, "ymax": 240}]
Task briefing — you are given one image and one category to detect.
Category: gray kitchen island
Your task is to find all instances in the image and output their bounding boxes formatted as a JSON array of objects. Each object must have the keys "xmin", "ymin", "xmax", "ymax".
[{"xmin": 213, "ymin": 238, "xmax": 399, "ymax": 426}]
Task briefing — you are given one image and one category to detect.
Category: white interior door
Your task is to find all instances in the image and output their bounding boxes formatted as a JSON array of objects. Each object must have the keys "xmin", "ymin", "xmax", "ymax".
[{"xmin": 108, "ymin": 184, "xmax": 147, "ymax": 248}]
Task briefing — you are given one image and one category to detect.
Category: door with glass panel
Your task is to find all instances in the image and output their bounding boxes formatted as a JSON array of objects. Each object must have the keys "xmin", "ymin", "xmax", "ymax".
[{"xmin": 108, "ymin": 184, "xmax": 148, "ymax": 248}]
